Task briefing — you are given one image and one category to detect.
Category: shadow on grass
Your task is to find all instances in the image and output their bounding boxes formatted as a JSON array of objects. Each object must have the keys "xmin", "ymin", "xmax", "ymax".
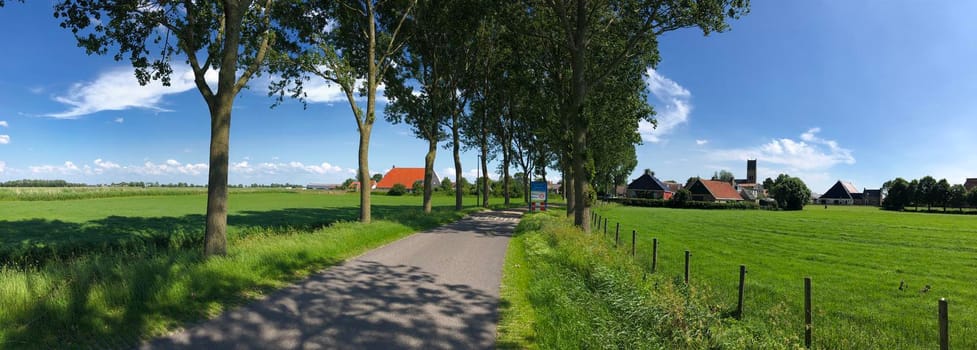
[{"xmin": 0, "ymin": 205, "xmax": 474, "ymax": 267}]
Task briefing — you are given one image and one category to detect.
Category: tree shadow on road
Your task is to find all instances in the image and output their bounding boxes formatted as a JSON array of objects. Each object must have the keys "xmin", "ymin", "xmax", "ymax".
[{"xmin": 143, "ymin": 261, "xmax": 500, "ymax": 350}]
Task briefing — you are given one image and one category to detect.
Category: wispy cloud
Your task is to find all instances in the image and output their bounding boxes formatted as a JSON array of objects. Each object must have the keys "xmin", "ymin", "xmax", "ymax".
[
  {"xmin": 0, "ymin": 135, "xmax": 9, "ymax": 145},
  {"xmin": 47, "ymin": 66, "xmax": 217, "ymax": 119},
  {"xmin": 0, "ymin": 161, "xmax": 6, "ymax": 173},
  {"xmin": 114, "ymin": 117, "xmax": 125, "ymax": 123},
  {"xmin": 0, "ymin": 121, "xmax": 8, "ymax": 128},
  {"xmin": 695, "ymin": 139, "xmax": 708, "ymax": 146},
  {"xmin": 711, "ymin": 128, "xmax": 855, "ymax": 171},
  {"xmin": 277, "ymin": 74, "xmax": 388, "ymax": 105},
  {"xmin": 639, "ymin": 68, "xmax": 693, "ymax": 143}
]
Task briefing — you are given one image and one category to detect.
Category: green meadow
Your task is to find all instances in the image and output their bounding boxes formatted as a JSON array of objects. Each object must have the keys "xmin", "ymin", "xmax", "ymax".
[
  {"xmin": 0, "ymin": 189, "xmax": 527, "ymax": 349},
  {"xmin": 589, "ymin": 204, "xmax": 977, "ymax": 349}
]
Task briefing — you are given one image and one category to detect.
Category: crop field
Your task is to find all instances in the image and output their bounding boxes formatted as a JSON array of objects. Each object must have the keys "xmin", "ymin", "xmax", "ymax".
[
  {"xmin": 592, "ymin": 204, "xmax": 977, "ymax": 349},
  {"xmin": 0, "ymin": 189, "xmax": 529, "ymax": 348}
]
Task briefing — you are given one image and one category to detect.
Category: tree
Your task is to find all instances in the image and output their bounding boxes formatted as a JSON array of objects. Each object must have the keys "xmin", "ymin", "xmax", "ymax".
[
  {"xmin": 384, "ymin": 0, "xmax": 480, "ymax": 213},
  {"xmin": 56, "ymin": 0, "xmax": 294, "ymax": 256},
  {"xmin": 341, "ymin": 178, "xmax": 356, "ymax": 190},
  {"xmin": 918, "ymin": 176, "xmax": 937, "ymax": 211},
  {"xmin": 933, "ymin": 178, "xmax": 951, "ymax": 212},
  {"xmin": 968, "ymin": 187, "xmax": 977, "ymax": 209},
  {"xmin": 762, "ymin": 177, "xmax": 775, "ymax": 191},
  {"xmin": 388, "ymin": 183, "xmax": 407, "ymax": 196},
  {"xmin": 440, "ymin": 177, "xmax": 454, "ymax": 194},
  {"xmin": 908, "ymin": 179, "xmax": 921, "ymax": 210},
  {"xmin": 881, "ymin": 177, "xmax": 910, "ymax": 211},
  {"xmin": 670, "ymin": 188, "xmax": 691, "ymax": 205},
  {"xmin": 372, "ymin": 173, "xmax": 384, "ymax": 183},
  {"xmin": 768, "ymin": 174, "xmax": 811, "ymax": 211},
  {"xmin": 518, "ymin": 0, "xmax": 749, "ymax": 231},
  {"xmin": 276, "ymin": 0, "xmax": 416, "ymax": 223},
  {"xmin": 947, "ymin": 184, "xmax": 967, "ymax": 212},
  {"xmin": 712, "ymin": 170, "xmax": 735, "ymax": 183}
]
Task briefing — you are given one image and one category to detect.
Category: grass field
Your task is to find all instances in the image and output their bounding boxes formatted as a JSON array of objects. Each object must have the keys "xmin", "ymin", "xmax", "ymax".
[
  {"xmin": 0, "ymin": 189, "xmax": 531, "ymax": 349},
  {"xmin": 591, "ymin": 204, "xmax": 977, "ymax": 349}
]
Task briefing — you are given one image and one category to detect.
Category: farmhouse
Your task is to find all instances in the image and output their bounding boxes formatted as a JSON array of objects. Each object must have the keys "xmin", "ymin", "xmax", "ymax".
[
  {"xmin": 819, "ymin": 181, "xmax": 861, "ymax": 205},
  {"xmin": 965, "ymin": 178, "xmax": 977, "ymax": 191},
  {"xmin": 687, "ymin": 178, "xmax": 743, "ymax": 202},
  {"xmin": 627, "ymin": 171, "xmax": 673, "ymax": 199},
  {"xmin": 376, "ymin": 166, "xmax": 439, "ymax": 191}
]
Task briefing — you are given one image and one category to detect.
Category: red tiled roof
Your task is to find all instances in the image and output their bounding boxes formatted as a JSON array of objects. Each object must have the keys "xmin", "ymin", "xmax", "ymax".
[
  {"xmin": 377, "ymin": 168, "xmax": 428, "ymax": 189},
  {"xmin": 700, "ymin": 180, "xmax": 743, "ymax": 200}
]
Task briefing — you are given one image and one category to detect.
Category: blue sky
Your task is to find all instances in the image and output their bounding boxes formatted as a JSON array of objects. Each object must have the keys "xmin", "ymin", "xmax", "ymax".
[{"xmin": 1, "ymin": 1, "xmax": 975, "ymax": 193}]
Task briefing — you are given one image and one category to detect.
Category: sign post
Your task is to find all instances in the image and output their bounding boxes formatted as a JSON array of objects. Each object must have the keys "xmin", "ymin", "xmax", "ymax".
[{"xmin": 530, "ymin": 181, "xmax": 548, "ymax": 212}]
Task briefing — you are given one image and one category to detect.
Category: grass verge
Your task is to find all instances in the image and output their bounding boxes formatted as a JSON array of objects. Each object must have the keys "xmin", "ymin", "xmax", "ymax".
[
  {"xmin": 497, "ymin": 212, "xmax": 801, "ymax": 349},
  {"xmin": 0, "ymin": 207, "xmax": 477, "ymax": 349}
]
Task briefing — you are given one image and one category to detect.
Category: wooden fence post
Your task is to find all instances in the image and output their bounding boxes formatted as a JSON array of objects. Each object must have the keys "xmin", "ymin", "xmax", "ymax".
[
  {"xmin": 603, "ymin": 218, "xmax": 608, "ymax": 236},
  {"xmin": 651, "ymin": 238, "xmax": 658, "ymax": 273},
  {"xmin": 615, "ymin": 223, "xmax": 620, "ymax": 243},
  {"xmin": 614, "ymin": 226, "xmax": 620, "ymax": 248},
  {"xmin": 684, "ymin": 250, "xmax": 690, "ymax": 284},
  {"xmin": 736, "ymin": 265, "xmax": 746, "ymax": 319},
  {"xmin": 804, "ymin": 277, "xmax": 812, "ymax": 349},
  {"xmin": 631, "ymin": 230, "xmax": 636, "ymax": 257},
  {"xmin": 939, "ymin": 298, "xmax": 948, "ymax": 350}
]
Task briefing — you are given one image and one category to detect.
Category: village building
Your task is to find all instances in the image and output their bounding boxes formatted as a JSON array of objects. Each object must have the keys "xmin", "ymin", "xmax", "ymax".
[
  {"xmin": 965, "ymin": 178, "xmax": 977, "ymax": 192},
  {"xmin": 687, "ymin": 178, "xmax": 743, "ymax": 202},
  {"xmin": 626, "ymin": 171, "xmax": 673, "ymax": 199},
  {"xmin": 376, "ymin": 166, "xmax": 438, "ymax": 191},
  {"xmin": 818, "ymin": 180, "xmax": 883, "ymax": 206}
]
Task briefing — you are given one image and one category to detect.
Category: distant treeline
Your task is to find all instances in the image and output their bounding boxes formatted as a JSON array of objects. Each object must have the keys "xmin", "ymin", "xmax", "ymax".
[{"xmin": 0, "ymin": 179, "xmax": 87, "ymax": 187}]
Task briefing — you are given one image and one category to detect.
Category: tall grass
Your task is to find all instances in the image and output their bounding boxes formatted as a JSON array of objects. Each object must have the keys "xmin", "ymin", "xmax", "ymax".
[
  {"xmin": 497, "ymin": 212, "xmax": 799, "ymax": 349},
  {"xmin": 0, "ymin": 207, "xmax": 476, "ymax": 349},
  {"xmin": 593, "ymin": 203, "xmax": 977, "ymax": 349}
]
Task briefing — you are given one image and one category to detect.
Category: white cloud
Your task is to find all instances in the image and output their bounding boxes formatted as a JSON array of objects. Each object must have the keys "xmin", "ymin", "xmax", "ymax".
[
  {"xmin": 134, "ymin": 159, "xmax": 208, "ymax": 176},
  {"xmin": 47, "ymin": 66, "xmax": 217, "ymax": 119},
  {"xmin": 30, "ymin": 161, "xmax": 89, "ymax": 175},
  {"xmin": 0, "ymin": 121, "xmax": 8, "ymax": 128},
  {"xmin": 294, "ymin": 76, "xmax": 388, "ymax": 105},
  {"xmin": 711, "ymin": 128, "xmax": 855, "ymax": 172},
  {"xmin": 695, "ymin": 139, "xmax": 709, "ymax": 146},
  {"xmin": 640, "ymin": 68, "xmax": 693, "ymax": 143},
  {"xmin": 114, "ymin": 117, "xmax": 125, "ymax": 123},
  {"xmin": 442, "ymin": 167, "xmax": 498, "ymax": 181},
  {"xmin": 0, "ymin": 161, "xmax": 5, "ymax": 173},
  {"xmin": 232, "ymin": 161, "xmax": 354, "ymax": 177},
  {"xmin": 94, "ymin": 158, "xmax": 121, "ymax": 170},
  {"xmin": 0, "ymin": 135, "xmax": 8, "ymax": 144}
]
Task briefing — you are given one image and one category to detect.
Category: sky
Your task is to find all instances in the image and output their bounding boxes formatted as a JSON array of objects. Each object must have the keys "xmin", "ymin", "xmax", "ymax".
[{"xmin": 1, "ymin": 1, "xmax": 976, "ymax": 193}]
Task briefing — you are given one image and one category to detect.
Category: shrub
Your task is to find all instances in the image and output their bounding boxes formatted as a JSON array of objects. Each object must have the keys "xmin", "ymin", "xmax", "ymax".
[{"xmin": 387, "ymin": 183, "xmax": 407, "ymax": 196}]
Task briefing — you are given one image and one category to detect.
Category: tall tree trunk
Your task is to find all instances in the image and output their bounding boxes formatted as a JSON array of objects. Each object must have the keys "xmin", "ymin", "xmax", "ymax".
[
  {"xmin": 564, "ymin": 164, "xmax": 574, "ymax": 217},
  {"xmin": 570, "ymin": 0, "xmax": 590, "ymax": 231},
  {"xmin": 358, "ymin": 123, "xmax": 373, "ymax": 223},
  {"xmin": 503, "ymin": 147, "xmax": 511, "ymax": 207},
  {"xmin": 204, "ymin": 101, "xmax": 232, "ymax": 256},
  {"xmin": 423, "ymin": 137, "xmax": 437, "ymax": 213},
  {"xmin": 481, "ymin": 143, "xmax": 489, "ymax": 208},
  {"xmin": 452, "ymin": 114, "xmax": 463, "ymax": 211}
]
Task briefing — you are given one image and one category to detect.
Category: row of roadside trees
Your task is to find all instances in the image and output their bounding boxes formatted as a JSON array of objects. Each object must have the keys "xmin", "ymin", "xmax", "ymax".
[
  {"xmin": 3, "ymin": 0, "xmax": 749, "ymax": 256},
  {"xmin": 882, "ymin": 176, "xmax": 977, "ymax": 212}
]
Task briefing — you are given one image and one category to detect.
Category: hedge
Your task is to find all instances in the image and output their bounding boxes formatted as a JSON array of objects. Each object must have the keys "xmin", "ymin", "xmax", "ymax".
[{"xmin": 610, "ymin": 197, "xmax": 759, "ymax": 210}]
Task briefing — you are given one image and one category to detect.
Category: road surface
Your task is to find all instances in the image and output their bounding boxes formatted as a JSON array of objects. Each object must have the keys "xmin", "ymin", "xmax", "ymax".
[{"xmin": 142, "ymin": 209, "xmax": 522, "ymax": 350}]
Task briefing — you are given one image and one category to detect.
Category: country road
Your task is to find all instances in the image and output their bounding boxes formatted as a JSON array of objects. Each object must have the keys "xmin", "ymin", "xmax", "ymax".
[{"xmin": 142, "ymin": 209, "xmax": 522, "ymax": 350}]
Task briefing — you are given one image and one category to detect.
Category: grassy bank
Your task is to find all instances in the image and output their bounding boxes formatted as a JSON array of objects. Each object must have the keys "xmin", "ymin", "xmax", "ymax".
[
  {"xmin": 497, "ymin": 212, "xmax": 796, "ymax": 349},
  {"xmin": 0, "ymin": 191, "xmax": 528, "ymax": 267},
  {"xmin": 592, "ymin": 204, "xmax": 977, "ymax": 349},
  {"xmin": 0, "ymin": 207, "xmax": 476, "ymax": 349}
]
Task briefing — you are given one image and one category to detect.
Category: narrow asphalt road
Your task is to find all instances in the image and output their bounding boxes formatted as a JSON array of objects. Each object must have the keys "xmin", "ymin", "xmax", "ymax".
[{"xmin": 142, "ymin": 209, "xmax": 523, "ymax": 350}]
